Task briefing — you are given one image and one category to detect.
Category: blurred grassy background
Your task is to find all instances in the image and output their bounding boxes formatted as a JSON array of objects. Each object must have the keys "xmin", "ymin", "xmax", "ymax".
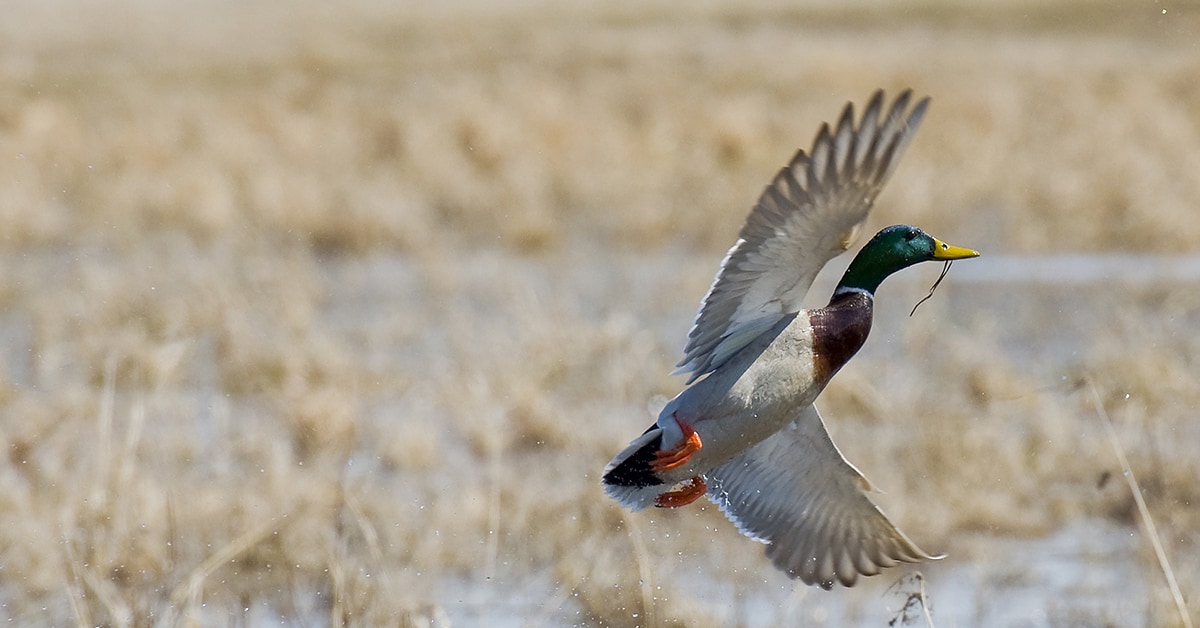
[{"xmin": 1, "ymin": 0, "xmax": 1198, "ymax": 625}]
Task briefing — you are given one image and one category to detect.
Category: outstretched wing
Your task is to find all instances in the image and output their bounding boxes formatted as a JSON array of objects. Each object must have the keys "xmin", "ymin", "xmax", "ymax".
[
  {"xmin": 705, "ymin": 405, "xmax": 938, "ymax": 589},
  {"xmin": 674, "ymin": 90, "xmax": 929, "ymax": 382}
]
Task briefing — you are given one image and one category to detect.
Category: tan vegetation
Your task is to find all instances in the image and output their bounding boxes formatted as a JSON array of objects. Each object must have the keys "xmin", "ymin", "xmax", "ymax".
[{"xmin": 0, "ymin": 0, "xmax": 1198, "ymax": 625}]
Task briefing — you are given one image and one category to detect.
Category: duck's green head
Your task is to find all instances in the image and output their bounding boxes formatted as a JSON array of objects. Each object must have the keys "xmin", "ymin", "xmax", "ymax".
[{"xmin": 836, "ymin": 225, "xmax": 979, "ymax": 295}]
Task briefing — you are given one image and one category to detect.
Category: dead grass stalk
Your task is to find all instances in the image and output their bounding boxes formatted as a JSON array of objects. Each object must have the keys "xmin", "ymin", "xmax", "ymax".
[{"xmin": 1086, "ymin": 379, "xmax": 1193, "ymax": 628}]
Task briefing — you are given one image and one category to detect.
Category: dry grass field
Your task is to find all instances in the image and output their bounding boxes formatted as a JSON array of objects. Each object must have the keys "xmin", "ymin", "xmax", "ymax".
[{"xmin": 1, "ymin": 0, "xmax": 1199, "ymax": 626}]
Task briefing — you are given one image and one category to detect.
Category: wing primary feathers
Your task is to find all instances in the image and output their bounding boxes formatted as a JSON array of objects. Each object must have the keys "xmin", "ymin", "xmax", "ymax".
[
  {"xmin": 782, "ymin": 157, "xmax": 813, "ymax": 208},
  {"xmin": 808, "ymin": 122, "xmax": 832, "ymax": 189},
  {"xmin": 873, "ymin": 91, "xmax": 928, "ymax": 187},
  {"xmin": 832, "ymin": 102, "xmax": 859, "ymax": 183},
  {"xmin": 852, "ymin": 90, "xmax": 886, "ymax": 171},
  {"xmin": 705, "ymin": 407, "xmax": 940, "ymax": 588}
]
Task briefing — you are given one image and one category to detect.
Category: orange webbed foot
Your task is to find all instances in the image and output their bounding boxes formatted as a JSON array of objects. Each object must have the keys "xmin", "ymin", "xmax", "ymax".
[
  {"xmin": 654, "ymin": 476, "xmax": 707, "ymax": 508},
  {"xmin": 650, "ymin": 422, "xmax": 702, "ymax": 472}
]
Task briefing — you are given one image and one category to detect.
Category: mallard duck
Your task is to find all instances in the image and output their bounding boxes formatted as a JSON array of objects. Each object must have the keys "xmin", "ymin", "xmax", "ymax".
[{"xmin": 602, "ymin": 90, "xmax": 979, "ymax": 589}]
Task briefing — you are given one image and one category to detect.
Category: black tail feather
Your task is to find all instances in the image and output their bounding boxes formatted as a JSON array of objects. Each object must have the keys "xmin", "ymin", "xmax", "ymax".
[{"xmin": 602, "ymin": 430, "xmax": 664, "ymax": 489}]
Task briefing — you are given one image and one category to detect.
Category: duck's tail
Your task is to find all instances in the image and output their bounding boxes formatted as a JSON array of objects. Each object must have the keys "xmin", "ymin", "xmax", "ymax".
[{"xmin": 601, "ymin": 425, "xmax": 668, "ymax": 511}]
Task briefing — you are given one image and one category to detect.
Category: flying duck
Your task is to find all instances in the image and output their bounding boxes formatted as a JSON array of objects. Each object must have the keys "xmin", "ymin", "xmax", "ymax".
[{"xmin": 602, "ymin": 89, "xmax": 979, "ymax": 589}]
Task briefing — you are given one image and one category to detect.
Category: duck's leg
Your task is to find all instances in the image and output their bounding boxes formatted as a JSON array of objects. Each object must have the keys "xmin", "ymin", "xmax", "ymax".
[
  {"xmin": 650, "ymin": 419, "xmax": 703, "ymax": 471},
  {"xmin": 654, "ymin": 476, "xmax": 707, "ymax": 508}
]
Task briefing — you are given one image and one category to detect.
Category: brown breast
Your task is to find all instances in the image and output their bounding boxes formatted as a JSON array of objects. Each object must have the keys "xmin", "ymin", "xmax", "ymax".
[{"xmin": 809, "ymin": 290, "xmax": 874, "ymax": 383}]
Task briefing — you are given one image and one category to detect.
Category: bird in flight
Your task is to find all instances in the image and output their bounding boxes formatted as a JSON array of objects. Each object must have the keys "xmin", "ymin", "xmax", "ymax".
[{"xmin": 602, "ymin": 89, "xmax": 979, "ymax": 589}]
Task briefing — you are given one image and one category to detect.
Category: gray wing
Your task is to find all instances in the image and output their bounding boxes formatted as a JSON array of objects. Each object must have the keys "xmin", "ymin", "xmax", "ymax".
[
  {"xmin": 674, "ymin": 90, "xmax": 929, "ymax": 383},
  {"xmin": 706, "ymin": 404, "xmax": 938, "ymax": 589}
]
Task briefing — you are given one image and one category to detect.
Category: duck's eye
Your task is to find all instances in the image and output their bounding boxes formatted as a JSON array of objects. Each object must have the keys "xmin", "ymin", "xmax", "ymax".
[{"xmin": 904, "ymin": 230, "xmax": 918, "ymax": 241}]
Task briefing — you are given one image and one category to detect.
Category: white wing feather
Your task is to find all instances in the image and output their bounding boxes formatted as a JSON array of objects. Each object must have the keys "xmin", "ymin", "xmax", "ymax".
[
  {"xmin": 674, "ymin": 90, "xmax": 929, "ymax": 382},
  {"xmin": 705, "ymin": 405, "xmax": 938, "ymax": 589}
]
